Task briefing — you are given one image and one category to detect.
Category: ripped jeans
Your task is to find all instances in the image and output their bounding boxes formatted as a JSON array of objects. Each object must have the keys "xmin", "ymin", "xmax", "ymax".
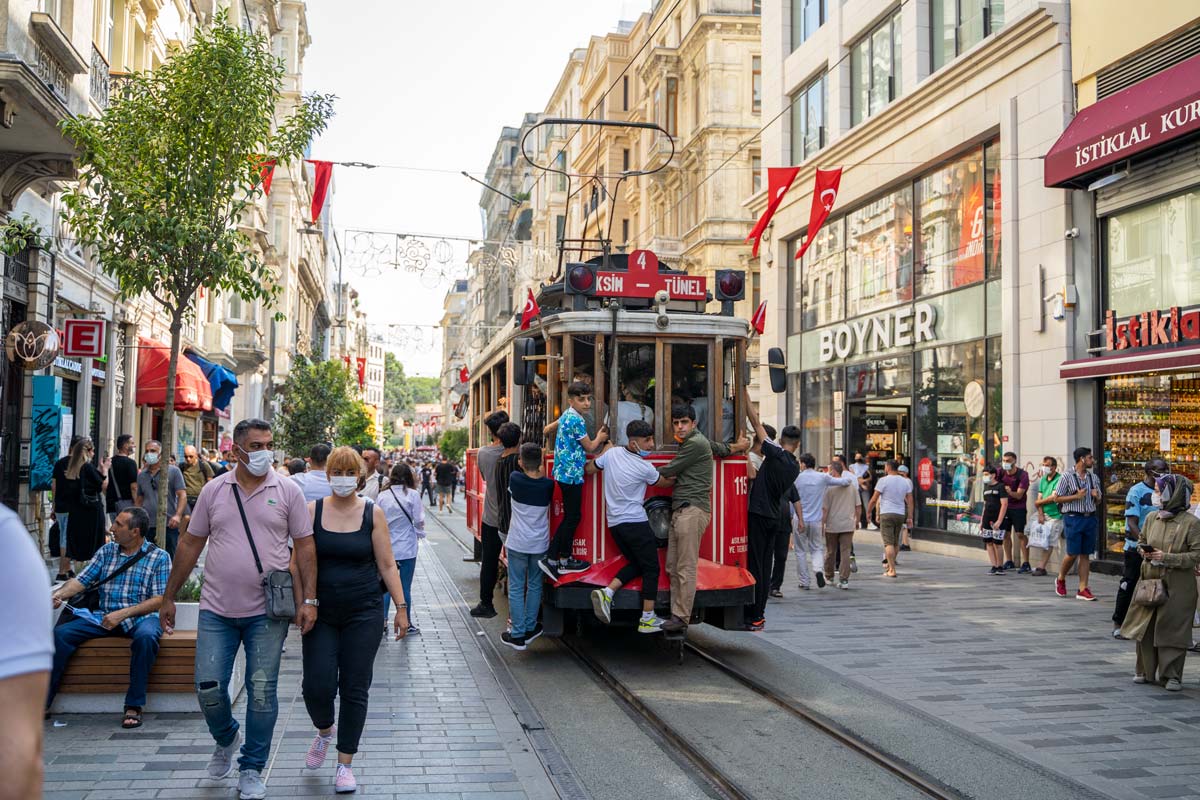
[{"xmin": 194, "ymin": 610, "xmax": 289, "ymax": 772}]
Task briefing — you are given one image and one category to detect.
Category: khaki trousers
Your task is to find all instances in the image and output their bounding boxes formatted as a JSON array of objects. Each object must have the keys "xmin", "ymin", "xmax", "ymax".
[
  {"xmin": 667, "ymin": 506, "xmax": 710, "ymax": 621},
  {"xmin": 823, "ymin": 530, "xmax": 854, "ymax": 582},
  {"xmin": 1136, "ymin": 636, "xmax": 1187, "ymax": 684}
]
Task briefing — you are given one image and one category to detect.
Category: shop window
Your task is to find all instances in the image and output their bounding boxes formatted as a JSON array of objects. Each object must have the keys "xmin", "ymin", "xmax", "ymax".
[
  {"xmin": 789, "ymin": 74, "xmax": 825, "ymax": 164},
  {"xmin": 913, "ymin": 340, "xmax": 987, "ymax": 534},
  {"xmin": 986, "ymin": 336, "xmax": 1003, "ymax": 466},
  {"xmin": 791, "ymin": 0, "xmax": 825, "ymax": 51},
  {"xmin": 614, "ymin": 341, "xmax": 656, "ymax": 446},
  {"xmin": 845, "ymin": 184, "xmax": 913, "ymax": 317},
  {"xmin": 1102, "ymin": 373, "xmax": 1200, "ymax": 557},
  {"xmin": 850, "ymin": 9, "xmax": 902, "ymax": 126},
  {"xmin": 799, "ymin": 217, "xmax": 844, "ymax": 329},
  {"xmin": 796, "ymin": 366, "xmax": 841, "ymax": 462},
  {"xmin": 984, "ymin": 139, "xmax": 1001, "ymax": 280},
  {"xmin": 1105, "ymin": 187, "xmax": 1200, "ymax": 318},
  {"xmin": 845, "ymin": 355, "xmax": 912, "ymax": 401},
  {"xmin": 916, "ymin": 147, "xmax": 985, "ymax": 297},
  {"xmin": 931, "ymin": 0, "xmax": 1005, "ymax": 72},
  {"xmin": 668, "ymin": 342, "xmax": 713, "ymax": 440}
]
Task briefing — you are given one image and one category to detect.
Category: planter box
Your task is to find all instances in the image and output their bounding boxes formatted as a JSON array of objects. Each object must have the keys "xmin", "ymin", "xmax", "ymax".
[{"xmin": 174, "ymin": 602, "xmax": 200, "ymax": 631}]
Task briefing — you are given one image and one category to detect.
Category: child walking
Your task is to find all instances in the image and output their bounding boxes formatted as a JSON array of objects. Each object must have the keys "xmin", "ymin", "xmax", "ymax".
[
  {"xmin": 540, "ymin": 380, "xmax": 608, "ymax": 579},
  {"xmin": 502, "ymin": 444, "xmax": 556, "ymax": 651}
]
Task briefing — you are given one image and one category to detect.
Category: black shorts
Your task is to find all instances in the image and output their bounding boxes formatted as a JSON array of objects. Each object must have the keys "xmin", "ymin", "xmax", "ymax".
[
  {"xmin": 1006, "ymin": 508, "xmax": 1028, "ymax": 533},
  {"xmin": 981, "ymin": 510, "xmax": 1006, "ymax": 541}
]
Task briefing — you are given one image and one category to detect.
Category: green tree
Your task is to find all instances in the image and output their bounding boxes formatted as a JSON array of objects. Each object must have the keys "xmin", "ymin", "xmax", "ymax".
[
  {"xmin": 275, "ymin": 356, "xmax": 354, "ymax": 457},
  {"xmin": 338, "ymin": 401, "xmax": 377, "ymax": 449},
  {"xmin": 409, "ymin": 376, "xmax": 440, "ymax": 405},
  {"xmin": 382, "ymin": 351, "xmax": 413, "ymax": 419},
  {"xmin": 59, "ymin": 16, "xmax": 334, "ymax": 534},
  {"xmin": 438, "ymin": 427, "xmax": 469, "ymax": 463}
]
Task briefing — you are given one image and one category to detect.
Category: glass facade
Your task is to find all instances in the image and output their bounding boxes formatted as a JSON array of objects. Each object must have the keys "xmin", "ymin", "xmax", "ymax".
[
  {"xmin": 931, "ymin": 0, "xmax": 1005, "ymax": 72},
  {"xmin": 791, "ymin": 0, "xmax": 825, "ymax": 51},
  {"xmin": 916, "ymin": 148, "xmax": 985, "ymax": 296},
  {"xmin": 790, "ymin": 75, "xmax": 826, "ymax": 164},
  {"xmin": 845, "ymin": 185, "xmax": 913, "ymax": 317},
  {"xmin": 1105, "ymin": 187, "xmax": 1200, "ymax": 318},
  {"xmin": 850, "ymin": 9, "xmax": 902, "ymax": 127}
]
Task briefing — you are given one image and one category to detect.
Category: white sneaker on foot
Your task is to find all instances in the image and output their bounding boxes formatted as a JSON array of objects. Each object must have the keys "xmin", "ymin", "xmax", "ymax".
[
  {"xmin": 238, "ymin": 769, "xmax": 267, "ymax": 800},
  {"xmin": 206, "ymin": 731, "xmax": 241, "ymax": 779}
]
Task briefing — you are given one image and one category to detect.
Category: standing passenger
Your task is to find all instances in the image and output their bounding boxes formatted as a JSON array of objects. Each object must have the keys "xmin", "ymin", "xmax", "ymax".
[
  {"xmin": 503, "ymin": 445, "xmax": 556, "ymax": 651},
  {"xmin": 472, "ymin": 411, "xmax": 510, "ymax": 618},
  {"xmin": 744, "ymin": 409, "xmax": 800, "ymax": 630}
]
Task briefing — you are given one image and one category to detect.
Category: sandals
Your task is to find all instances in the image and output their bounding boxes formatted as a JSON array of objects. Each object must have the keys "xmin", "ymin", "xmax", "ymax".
[{"xmin": 122, "ymin": 707, "xmax": 143, "ymax": 729}]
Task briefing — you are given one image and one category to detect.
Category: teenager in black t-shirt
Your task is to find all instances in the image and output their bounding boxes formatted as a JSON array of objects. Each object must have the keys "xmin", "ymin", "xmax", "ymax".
[{"xmin": 980, "ymin": 465, "xmax": 1010, "ymax": 575}]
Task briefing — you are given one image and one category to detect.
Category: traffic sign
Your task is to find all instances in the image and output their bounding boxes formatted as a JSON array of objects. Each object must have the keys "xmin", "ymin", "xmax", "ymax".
[
  {"xmin": 62, "ymin": 319, "xmax": 105, "ymax": 359},
  {"xmin": 595, "ymin": 249, "xmax": 706, "ymax": 301}
]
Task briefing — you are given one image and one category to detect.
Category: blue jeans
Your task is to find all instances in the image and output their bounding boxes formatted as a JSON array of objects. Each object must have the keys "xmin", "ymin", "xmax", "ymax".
[
  {"xmin": 48, "ymin": 616, "xmax": 161, "ymax": 708},
  {"xmin": 506, "ymin": 550, "xmax": 544, "ymax": 638},
  {"xmin": 57, "ymin": 513, "xmax": 69, "ymax": 551},
  {"xmin": 194, "ymin": 610, "xmax": 289, "ymax": 772},
  {"xmin": 382, "ymin": 558, "xmax": 416, "ymax": 624}
]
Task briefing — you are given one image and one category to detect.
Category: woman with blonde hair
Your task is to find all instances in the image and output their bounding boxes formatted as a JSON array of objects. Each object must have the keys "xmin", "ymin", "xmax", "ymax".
[
  {"xmin": 62, "ymin": 437, "xmax": 109, "ymax": 565},
  {"xmin": 301, "ymin": 446, "xmax": 408, "ymax": 793},
  {"xmin": 377, "ymin": 461, "xmax": 424, "ymax": 635}
]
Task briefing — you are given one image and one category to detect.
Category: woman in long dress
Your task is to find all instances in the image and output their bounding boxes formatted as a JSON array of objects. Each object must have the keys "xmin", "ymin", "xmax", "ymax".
[{"xmin": 63, "ymin": 437, "xmax": 109, "ymax": 564}]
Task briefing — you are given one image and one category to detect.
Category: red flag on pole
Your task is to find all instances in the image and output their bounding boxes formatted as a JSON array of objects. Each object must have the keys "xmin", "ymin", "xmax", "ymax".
[
  {"xmin": 458, "ymin": 365, "xmax": 469, "ymax": 384},
  {"xmin": 794, "ymin": 167, "xmax": 844, "ymax": 262},
  {"xmin": 520, "ymin": 288, "xmax": 541, "ymax": 330},
  {"xmin": 305, "ymin": 160, "xmax": 333, "ymax": 222},
  {"xmin": 259, "ymin": 159, "xmax": 277, "ymax": 196},
  {"xmin": 355, "ymin": 357, "xmax": 366, "ymax": 390},
  {"xmin": 745, "ymin": 167, "xmax": 800, "ymax": 258},
  {"xmin": 750, "ymin": 300, "xmax": 767, "ymax": 335}
]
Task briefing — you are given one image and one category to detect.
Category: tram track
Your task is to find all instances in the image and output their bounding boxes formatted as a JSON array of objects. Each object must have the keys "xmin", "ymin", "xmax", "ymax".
[{"xmin": 427, "ymin": 508, "xmax": 965, "ymax": 800}]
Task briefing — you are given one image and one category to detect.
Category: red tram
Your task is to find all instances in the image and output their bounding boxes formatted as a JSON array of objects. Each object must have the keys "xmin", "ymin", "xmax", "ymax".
[{"xmin": 463, "ymin": 248, "xmax": 785, "ymax": 635}]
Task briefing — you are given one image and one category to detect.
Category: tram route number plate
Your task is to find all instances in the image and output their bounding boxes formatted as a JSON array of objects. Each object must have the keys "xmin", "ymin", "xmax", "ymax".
[{"xmin": 595, "ymin": 249, "xmax": 707, "ymax": 301}]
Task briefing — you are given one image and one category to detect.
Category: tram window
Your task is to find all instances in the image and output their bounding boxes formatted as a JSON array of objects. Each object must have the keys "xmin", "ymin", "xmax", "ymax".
[
  {"xmin": 668, "ymin": 342, "xmax": 712, "ymax": 439},
  {"xmin": 719, "ymin": 342, "xmax": 738, "ymax": 444},
  {"xmin": 614, "ymin": 342, "xmax": 656, "ymax": 446},
  {"xmin": 569, "ymin": 335, "xmax": 599, "ymax": 436},
  {"xmin": 521, "ymin": 340, "xmax": 548, "ymax": 445}
]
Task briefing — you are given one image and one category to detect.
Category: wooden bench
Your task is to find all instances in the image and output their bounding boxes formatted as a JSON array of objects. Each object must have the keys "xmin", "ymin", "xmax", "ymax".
[{"xmin": 58, "ymin": 629, "xmax": 196, "ymax": 694}]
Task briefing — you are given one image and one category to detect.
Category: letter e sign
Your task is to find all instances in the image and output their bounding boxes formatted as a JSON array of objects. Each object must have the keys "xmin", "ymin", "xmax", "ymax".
[{"xmin": 62, "ymin": 319, "xmax": 106, "ymax": 359}]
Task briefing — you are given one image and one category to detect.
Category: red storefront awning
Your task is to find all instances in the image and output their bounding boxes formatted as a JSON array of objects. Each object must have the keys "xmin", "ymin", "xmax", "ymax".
[
  {"xmin": 1060, "ymin": 345, "xmax": 1200, "ymax": 380},
  {"xmin": 1044, "ymin": 53, "xmax": 1200, "ymax": 188},
  {"xmin": 135, "ymin": 337, "xmax": 213, "ymax": 411}
]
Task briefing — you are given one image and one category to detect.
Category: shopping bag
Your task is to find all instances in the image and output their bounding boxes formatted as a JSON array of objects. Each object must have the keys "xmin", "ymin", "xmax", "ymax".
[{"xmin": 1026, "ymin": 519, "xmax": 1052, "ymax": 550}]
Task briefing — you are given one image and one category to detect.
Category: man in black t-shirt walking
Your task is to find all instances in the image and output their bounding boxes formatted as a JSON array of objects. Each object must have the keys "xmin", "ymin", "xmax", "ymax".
[
  {"xmin": 434, "ymin": 456, "xmax": 458, "ymax": 513},
  {"xmin": 105, "ymin": 434, "xmax": 140, "ymax": 524}
]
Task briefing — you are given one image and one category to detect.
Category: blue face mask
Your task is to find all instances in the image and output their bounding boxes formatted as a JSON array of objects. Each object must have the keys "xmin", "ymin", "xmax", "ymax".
[{"xmin": 637, "ymin": 449, "xmax": 653, "ymax": 458}]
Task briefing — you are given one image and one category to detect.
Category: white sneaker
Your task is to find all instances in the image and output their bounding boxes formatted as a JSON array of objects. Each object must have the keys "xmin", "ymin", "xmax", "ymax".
[
  {"xmin": 638, "ymin": 615, "xmax": 666, "ymax": 633},
  {"xmin": 206, "ymin": 731, "xmax": 241, "ymax": 779},
  {"xmin": 238, "ymin": 769, "xmax": 267, "ymax": 800}
]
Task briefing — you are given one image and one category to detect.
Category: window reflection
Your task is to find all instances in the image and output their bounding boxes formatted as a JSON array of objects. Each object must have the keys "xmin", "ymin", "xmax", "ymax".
[
  {"xmin": 614, "ymin": 342, "xmax": 655, "ymax": 446},
  {"xmin": 916, "ymin": 148, "xmax": 985, "ymax": 296},
  {"xmin": 669, "ymin": 342, "xmax": 716, "ymax": 440},
  {"xmin": 846, "ymin": 185, "xmax": 913, "ymax": 317},
  {"xmin": 800, "ymin": 218, "xmax": 844, "ymax": 328}
]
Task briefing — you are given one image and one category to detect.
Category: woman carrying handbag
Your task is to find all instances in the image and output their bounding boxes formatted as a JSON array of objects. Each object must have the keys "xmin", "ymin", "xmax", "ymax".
[
  {"xmin": 63, "ymin": 438, "xmax": 109, "ymax": 566},
  {"xmin": 1121, "ymin": 473, "xmax": 1200, "ymax": 691},
  {"xmin": 376, "ymin": 462, "xmax": 425, "ymax": 635}
]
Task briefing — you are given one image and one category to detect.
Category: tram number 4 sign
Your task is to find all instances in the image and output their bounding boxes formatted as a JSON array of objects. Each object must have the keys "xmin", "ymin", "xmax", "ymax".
[
  {"xmin": 62, "ymin": 319, "xmax": 106, "ymax": 359},
  {"xmin": 595, "ymin": 249, "xmax": 707, "ymax": 301}
]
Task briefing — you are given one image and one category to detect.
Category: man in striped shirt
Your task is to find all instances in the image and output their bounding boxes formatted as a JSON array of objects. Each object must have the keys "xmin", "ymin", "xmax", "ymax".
[{"xmin": 1051, "ymin": 446, "xmax": 1102, "ymax": 601}]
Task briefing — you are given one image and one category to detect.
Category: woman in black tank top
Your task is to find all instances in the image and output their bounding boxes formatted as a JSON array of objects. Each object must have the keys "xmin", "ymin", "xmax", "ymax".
[{"xmin": 300, "ymin": 447, "xmax": 409, "ymax": 793}]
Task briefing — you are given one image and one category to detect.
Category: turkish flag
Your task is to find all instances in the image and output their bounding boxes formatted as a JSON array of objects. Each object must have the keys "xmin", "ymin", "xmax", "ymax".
[
  {"xmin": 745, "ymin": 167, "xmax": 800, "ymax": 258},
  {"xmin": 459, "ymin": 365, "xmax": 469, "ymax": 384},
  {"xmin": 259, "ymin": 159, "xmax": 276, "ymax": 196},
  {"xmin": 520, "ymin": 288, "xmax": 541, "ymax": 330},
  {"xmin": 356, "ymin": 357, "xmax": 366, "ymax": 389},
  {"xmin": 750, "ymin": 300, "xmax": 767, "ymax": 335},
  {"xmin": 305, "ymin": 160, "xmax": 333, "ymax": 222},
  {"xmin": 794, "ymin": 168, "xmax": 843, "ymax": 262}
]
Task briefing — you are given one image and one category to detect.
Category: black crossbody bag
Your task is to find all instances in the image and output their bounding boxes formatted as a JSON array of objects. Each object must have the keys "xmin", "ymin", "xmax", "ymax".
[
  {"xmin": 232, "ymin": 485, "xmax": 296, "ymax": 621},
  {"xmin": 57, "ymin": 545, "xmax": 152, "ymax": 627}
]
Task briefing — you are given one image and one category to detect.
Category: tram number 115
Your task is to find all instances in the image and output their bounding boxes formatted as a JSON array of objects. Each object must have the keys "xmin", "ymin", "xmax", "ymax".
[{"xmin": 732, "ymin": 475, "xmax": 748, "ymax": 496}]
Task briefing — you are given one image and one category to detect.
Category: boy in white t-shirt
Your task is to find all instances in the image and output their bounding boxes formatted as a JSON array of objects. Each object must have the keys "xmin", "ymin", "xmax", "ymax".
[
  {"xmin": 501, "ymin": 445, "xmax": 556, "ymax": 652},
  {"xmin": 585, "ymin": 420, "xmax": 668, "ymax": 634}
]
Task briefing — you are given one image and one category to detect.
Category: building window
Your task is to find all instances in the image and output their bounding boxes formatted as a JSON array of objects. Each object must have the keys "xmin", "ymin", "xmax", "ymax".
[
  {"xmin": 622, "ymin": 148, "xmax": 630, "ymax": 172},
  {"xmin": 622, "ymin": 76, "xmax": 629, "ymax": 111},
  {"xmin": 1105, "ymin": 187, "xmax": 1200, "ymax": 318},
  {"xmin": 554, "ymin": 152, "xmax": 567, "ymax": 191},
  {"xmin": 845, "ymin": 184, "xmax": 914, "ymax": 317},
  {"xmin": 931, "ymin": 0, "xmax": 1005, "ymax": 72},
  {"xmin": 751, "ymin": 153, "xmax": 762, "ymax": 195},
  {"xmin": 915, "ymin": 147, "xmax": 985, "ymax": 297},
  {"xmin": 798, "ymin": 218, "xmax": 844, "ymax": 327},
  {"xmin": 789, "ymin": 74, "xmax": 825, "ymax": 163},
  {"xmin": 791, "ymin": 0, "xmax": 825, "ymax": 51},
  {"xmin": 850, "ymin": 9, "xmax": 902, "ymax": 126},
  {"xmin": 665, "ymin": 77, "xmax": 678, "ymax": 136},
  {"xmin": 752, "ymin": 56, "xmax": 762, "ymax": 113},
  {"xmin": 622, "ymin": 218, "xmax": 630, "ymax": 244},
  {"xmin": 692, "ymin": 74, "xmax": 701, "ymax": 131},
  {"xmin": 752, "ymin": 0, "xmax": 762, "ymax": 14}
]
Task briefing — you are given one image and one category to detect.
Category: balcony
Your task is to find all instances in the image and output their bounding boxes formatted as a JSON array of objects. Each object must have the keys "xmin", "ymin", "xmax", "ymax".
[
  {"xmin": 202, "ymin": 321, "xmax": 236, "ymax": 369},
  {"xmin": 708, "ymin": 0, "xmax": 761, "ymax": 14},
  {"xmin": 230, "ymin": 321, "xmax": 267, "ymax": 372},
  {"xmin": 28, "ymin": 13, "xmax": 88, "ymax": 100},
  {"xmin": 89, "ymin": 45, "xmax": 109, "ymax": 109},
  {"xmin": 646, "ymin": 236, "xmax": 683, "ymax": 260}
]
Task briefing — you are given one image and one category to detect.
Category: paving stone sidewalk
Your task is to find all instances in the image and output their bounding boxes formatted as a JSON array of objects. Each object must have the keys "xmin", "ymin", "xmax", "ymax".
[
  {"xmin": 761, "ymin": 538, "xmax": 1200, "ymax": 800},
  {"xmin": 41, "ymin": 520, "xmax": 557, "ymax": 800}
]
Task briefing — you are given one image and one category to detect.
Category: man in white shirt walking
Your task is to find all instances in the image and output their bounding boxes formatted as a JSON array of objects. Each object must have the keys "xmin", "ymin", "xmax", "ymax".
[
  {"xmin": 868, "ymin": 459, "xmax": 913, "ymax": 578},
  {"xmin": 793, "ymin": 454, "xmax": 856, "ymax": 589}
]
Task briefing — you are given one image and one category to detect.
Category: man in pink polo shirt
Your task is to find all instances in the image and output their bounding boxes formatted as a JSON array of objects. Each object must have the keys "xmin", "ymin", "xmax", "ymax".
[{"xmin": 162, "ymin": 418, "xmax": 316, "ymax": 800}]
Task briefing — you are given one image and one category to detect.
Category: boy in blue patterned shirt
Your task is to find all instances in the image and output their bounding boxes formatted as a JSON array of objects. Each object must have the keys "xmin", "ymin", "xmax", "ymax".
[{"xmin": 539, "ymin": 380, "xmax": 608, "ymax": 579}]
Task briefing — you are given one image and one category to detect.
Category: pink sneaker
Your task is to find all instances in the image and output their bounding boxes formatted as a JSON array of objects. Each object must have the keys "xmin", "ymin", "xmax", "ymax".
[
  {"xmin": 335, "ymin": 763, "xmax": 357, "ymax": 793},
  {"xmin": 305, "ymin": 728, "xmax": 334, "ymax": 770}
]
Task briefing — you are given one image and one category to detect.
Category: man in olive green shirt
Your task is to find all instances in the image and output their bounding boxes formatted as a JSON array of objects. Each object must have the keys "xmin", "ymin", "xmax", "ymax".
[{"xmin": 657, "ymin": 402, "xmax": 749, "ymax": 632}]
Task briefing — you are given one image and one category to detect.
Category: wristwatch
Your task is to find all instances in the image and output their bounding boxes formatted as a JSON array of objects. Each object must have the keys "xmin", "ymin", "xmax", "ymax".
[{"xmin": 303, "ymin": 598, "xmax": 319, "ymax": 607}]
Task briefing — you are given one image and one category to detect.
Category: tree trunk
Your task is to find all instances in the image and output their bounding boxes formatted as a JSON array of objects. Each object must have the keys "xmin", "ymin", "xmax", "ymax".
[{"xmin": 156, "ymin": 315, "xmax": 182, "ymax": 544}]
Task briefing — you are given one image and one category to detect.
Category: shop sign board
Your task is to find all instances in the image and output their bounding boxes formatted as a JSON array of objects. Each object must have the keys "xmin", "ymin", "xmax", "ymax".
[
  {"xmin": 1103, "ymin": 306, "xmax": 1200, "ymax": 352},
  {"xmin": 917, "ymin": 458, "xmax": 935, "ymax": 491},
  {"xmin": 818, "ymin": 303, "xmax": 937, "ymax": 363},
  {"xmin": 62, "ymin": 319, "xmax": 105, "ymax": 358}
]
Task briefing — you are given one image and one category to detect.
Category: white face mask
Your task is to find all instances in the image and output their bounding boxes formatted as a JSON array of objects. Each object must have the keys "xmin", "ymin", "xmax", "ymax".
[
  {"xmin": 981, "ymin": 475, "xmax": 992, "ymax": 485},
  {"xmin": 329, "ymin": 476, "xmax": 358, "ymax": 497},
  {"xmin": 1151, "ymin": 491, "xmax": 1163, "ymax": 508},
  {"xmin": 144, "ymin": 451, "xmax": 160, "ymax": 465},
  {"xmin": 1041, "ymin": 465, "xmax": 1052, "ymax": 476},
  {"xmin": 1003, "ymin": 462, "xmax": 1016, "ymax": 472},
  {"xmin": 241, "ymin": 448, "xmax": 274, "ymax": 477}
]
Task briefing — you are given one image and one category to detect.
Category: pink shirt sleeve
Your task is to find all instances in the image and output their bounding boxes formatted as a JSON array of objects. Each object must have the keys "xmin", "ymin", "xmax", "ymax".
[
  {"xmin": 281, "ymin": 478, "xmax": 314, "ymax": 539},
  {"xmin": 188, "ymin": 480, "xmax": 214, "ymax": 538}
]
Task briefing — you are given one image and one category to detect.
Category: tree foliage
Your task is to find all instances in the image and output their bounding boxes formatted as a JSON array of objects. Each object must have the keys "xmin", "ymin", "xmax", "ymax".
[
  {"xmin": 338, "ymin": 401, "xmax": 377, "ymax": 450},
  {"xmin": 410, "ymin": 376, "xmax": 440, "ymax": 405},
  {"xmin": 382, "ymin": 351, "xmax": 440, "ymax": 422},
  {"xmin": 438, "ymin": 427, "xmax": 469, "ymax": 464},
  {"xmin": 58, "ymin": 15, "xmax": 334, "ymax": 533},
  {"xmin": 274, "ymin": 356, "xmax": 354, "ymax": 457}
]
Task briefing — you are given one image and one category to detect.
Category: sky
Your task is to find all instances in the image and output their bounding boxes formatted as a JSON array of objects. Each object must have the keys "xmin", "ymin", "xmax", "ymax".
[{"xmin": 304, "ymin": 0, "xmax": 651, "ymax": 377}]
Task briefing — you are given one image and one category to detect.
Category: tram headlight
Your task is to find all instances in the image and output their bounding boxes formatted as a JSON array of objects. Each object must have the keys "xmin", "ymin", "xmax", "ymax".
[{"xmin": 714, "ymin": 269, "xmax": 745, "ymax": 302}]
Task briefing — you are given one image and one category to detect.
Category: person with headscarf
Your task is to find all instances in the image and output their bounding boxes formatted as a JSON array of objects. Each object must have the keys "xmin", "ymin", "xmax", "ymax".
[{"xmin": 1120, "ymin": 472, "xmax": 1200, "ymax": 692}]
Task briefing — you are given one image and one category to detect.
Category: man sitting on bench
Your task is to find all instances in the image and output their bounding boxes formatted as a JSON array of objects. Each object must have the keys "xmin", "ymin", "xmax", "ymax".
[{"xmin": 48, "ymin": 506, "xmax": 171, "ymax": 728}]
